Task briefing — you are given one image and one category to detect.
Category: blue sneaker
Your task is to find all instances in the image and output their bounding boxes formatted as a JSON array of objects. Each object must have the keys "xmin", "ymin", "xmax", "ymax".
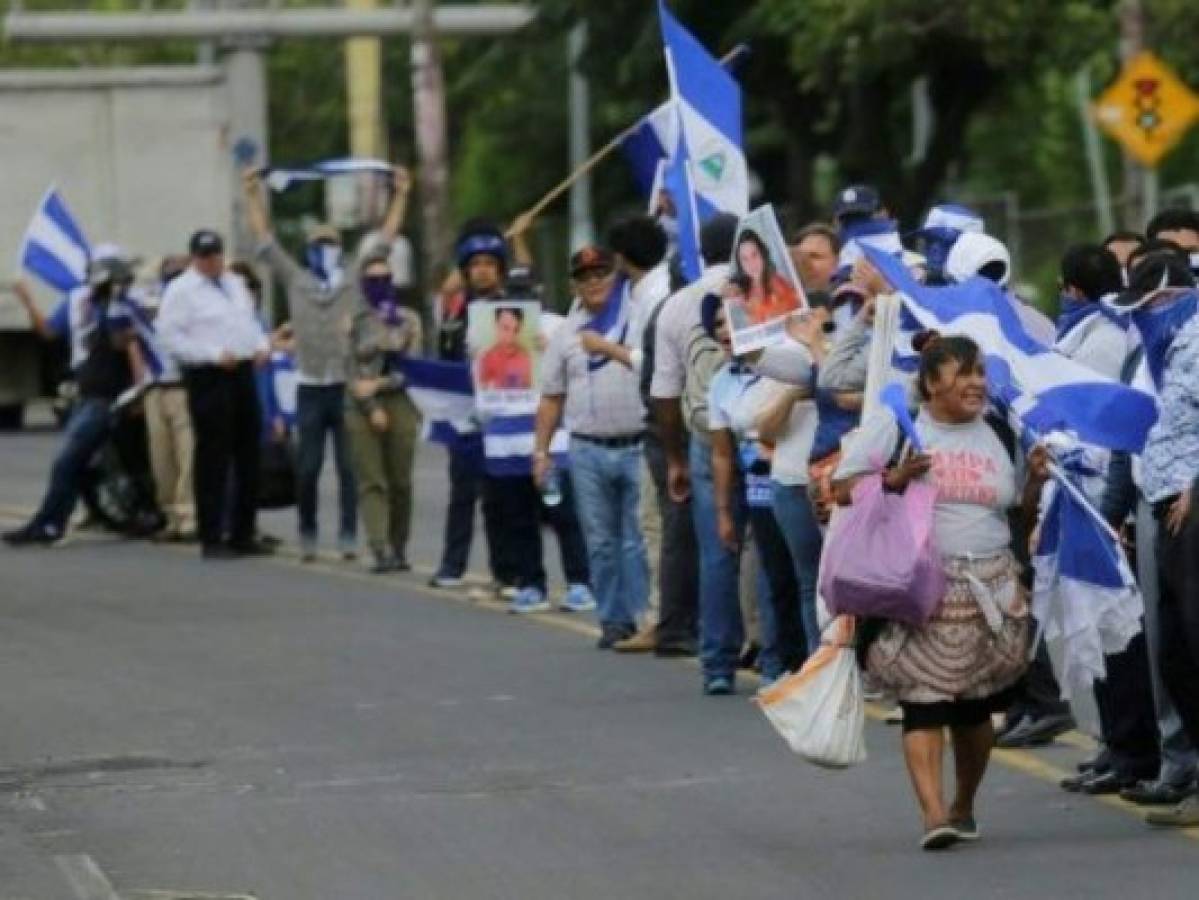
[
  {"xmin": 559, "ymin": 583, "xmax": 597, "ymax": 613},
  {"xmin": 703, "ymin": 676, "xmax": 734, "ymax": 696},
  {"xmin": 509, "ymin": 587, "xmax": 550, "ymax": 614}
]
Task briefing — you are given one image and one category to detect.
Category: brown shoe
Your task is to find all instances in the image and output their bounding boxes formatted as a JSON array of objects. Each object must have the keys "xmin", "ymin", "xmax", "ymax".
[
  {"xmin": 1145, "ymin": 794, "xmax": 1199, "ymax": 827},
  {"xmin": 613, "ymin": 626, "xmax": 656, "ymax": 653}
]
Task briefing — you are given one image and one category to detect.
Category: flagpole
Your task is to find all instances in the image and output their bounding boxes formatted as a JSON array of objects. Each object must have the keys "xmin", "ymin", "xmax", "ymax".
[{"xmin": 507, "ymin": 45, "xmax": 744, "ymax": 237}]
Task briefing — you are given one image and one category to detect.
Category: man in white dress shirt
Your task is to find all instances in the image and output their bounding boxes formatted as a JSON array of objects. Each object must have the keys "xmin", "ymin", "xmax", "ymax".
[{"xmin": 157, "ymin": 230, "xmax": 269, "ymax": 559}]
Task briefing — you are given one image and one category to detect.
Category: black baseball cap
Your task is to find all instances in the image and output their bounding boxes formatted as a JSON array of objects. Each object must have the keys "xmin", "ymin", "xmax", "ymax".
[
  {"xmin": 189, "ymin": 229, "xmax": 225, "ymax": 257},
  {"xmin": 569, "ymin": 245, "xmax": 614, "ymax": 277},
  {"xmin": 832, "ymin": 184, "xmax": 882, "ymax": 222}
]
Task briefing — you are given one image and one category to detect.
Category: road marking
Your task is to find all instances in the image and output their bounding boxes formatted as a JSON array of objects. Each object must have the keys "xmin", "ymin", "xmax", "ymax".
[{"xmin": 54, "ymin": 854, "xmax": 121, "ymax": 900}]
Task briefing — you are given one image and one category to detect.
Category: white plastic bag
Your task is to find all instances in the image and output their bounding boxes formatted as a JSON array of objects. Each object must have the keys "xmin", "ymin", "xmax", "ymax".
[{"xmin": 755, "ymin": 617, "xmax": 867, "ymax": 768}]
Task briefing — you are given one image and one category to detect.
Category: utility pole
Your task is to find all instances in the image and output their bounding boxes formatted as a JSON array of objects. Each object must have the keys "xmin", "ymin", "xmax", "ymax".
[
  {"xmin": 1118, "ymin": 0, "xmax": 1156, "ymax": 228},
  {"xmin": 567, "ymin": 22, "xmax": 594, "ymax": 249},
  {"xmin": 345, "ymin": 0, "xmax": 387, "ymax": 160},
  {"xmin": 410, "ymin": 0, "xmax": 452, "ymax": 288}
]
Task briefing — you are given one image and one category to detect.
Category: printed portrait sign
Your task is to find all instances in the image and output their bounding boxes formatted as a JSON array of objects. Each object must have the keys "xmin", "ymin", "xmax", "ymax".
[
  {"xmin": 467, "ymin": 300, "xmax": 542, "ymax": 414},
  {"xmin": 725, "ymin": 204, "xmax": 808, "ymax": 355}
]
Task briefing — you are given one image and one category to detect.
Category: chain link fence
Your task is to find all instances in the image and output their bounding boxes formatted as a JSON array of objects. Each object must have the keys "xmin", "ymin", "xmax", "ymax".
[{"xmin": 964, "ymin": 183, "xmax": 1198, "ymax": 309}]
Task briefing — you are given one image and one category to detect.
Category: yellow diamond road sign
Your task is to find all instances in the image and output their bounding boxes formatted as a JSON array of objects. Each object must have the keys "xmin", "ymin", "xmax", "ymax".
[{"xmin": 1092, "ymin": 51, "xmax": 1199, "ymax": 168}]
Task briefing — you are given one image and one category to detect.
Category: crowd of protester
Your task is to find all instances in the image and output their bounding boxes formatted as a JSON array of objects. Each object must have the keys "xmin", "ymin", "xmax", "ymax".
[{"xmin": 4, "ymin": 165, "xmax": 1199, "ymax": 851}]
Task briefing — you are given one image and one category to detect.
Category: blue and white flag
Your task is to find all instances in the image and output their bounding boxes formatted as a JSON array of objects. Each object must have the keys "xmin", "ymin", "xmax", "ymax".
[
  {"xmin": 660, "ymin": 125, "xmax": 704, "ymax": 283},
  {"xmin": 1032, "ymin": 471, "xmax": 1142, "ymax": 697},
  {"xmin": 579, "ymin": 275, "xmax": 631, "ymax": 371},
  {"xmin": 392, "ymin": 356, "xmax": 476, "ymax": 445},
  {"xmin": 264, "ymin": 157, "xmax": 392, "ymax": 193},
  {"xmin": 19, "ymin": 187, "xmax": 90, "ymax": 292},
  {"xmin": 621, "ymin": 101, "xmax": 678, "ymax": 198},
  {"xmin": 863, "ymin": 246, "xmax": 1158, "ymax": 454},
  {"xmin": 482, "ymin": 414, "xmax": 570, "ymax": 478},
  {"xmin": 658, "ymin": 2, "xmax": 747, "ymax": 218},
  {"xmin": 620, "ymin": 44, "xmax": 749, "ymax": 199}
]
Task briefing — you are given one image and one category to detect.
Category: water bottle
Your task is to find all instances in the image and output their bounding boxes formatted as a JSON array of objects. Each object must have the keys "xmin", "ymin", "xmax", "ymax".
[{"xmin": 541, "ymin": 463, "xmax": 563, "ymax": 507}]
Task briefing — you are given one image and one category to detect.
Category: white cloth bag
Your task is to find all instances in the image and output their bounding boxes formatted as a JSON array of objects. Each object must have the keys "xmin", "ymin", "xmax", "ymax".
[{"xmin": 755, "ymin": 617, "xmax": 867, "ymax": 768}]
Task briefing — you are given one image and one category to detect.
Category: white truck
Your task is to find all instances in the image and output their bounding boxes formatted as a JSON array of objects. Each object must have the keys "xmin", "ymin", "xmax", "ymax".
[{"xmin": 0, "ymin": 65, "xmax": 234, "ymax": 428}]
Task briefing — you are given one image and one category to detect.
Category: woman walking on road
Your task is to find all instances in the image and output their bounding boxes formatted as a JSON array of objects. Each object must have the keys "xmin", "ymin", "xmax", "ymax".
[{"xmin": 833, "ymin": 333, "xmax": 1049, "ymax": 851}]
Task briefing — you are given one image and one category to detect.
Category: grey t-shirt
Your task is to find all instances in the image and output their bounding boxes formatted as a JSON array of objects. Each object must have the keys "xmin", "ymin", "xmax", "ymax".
[{"xmin": 835, "ymin": 409, "xmax": 1021, "ymax": 558}]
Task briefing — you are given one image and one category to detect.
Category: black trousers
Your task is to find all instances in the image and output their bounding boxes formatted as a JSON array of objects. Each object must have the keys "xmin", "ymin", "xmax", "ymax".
[
  {"xmin": 1006, "ymin": 507, "xmax": 1072, "ymax": 720},
  {"xmin": 643, "ymin": 430, "xmax": 699, "ymax": 647},
  {"xmin": 483, "ymin": 472, "xmax": 589, "ymax": 593},
  {"xmin": 183, "ymin": 362, "xmax": 261, "ymax": 549},
  {"xmin": 436, "ymin": 437, "xmax": 495, "ymax": 579},
  {"xmin": 1094, "ymin": 631, "xmax": 1162, "ymax": 779},
  {"xmin": 1156, "ymin": 502, "xmax": 1199, "ymax": 749}
]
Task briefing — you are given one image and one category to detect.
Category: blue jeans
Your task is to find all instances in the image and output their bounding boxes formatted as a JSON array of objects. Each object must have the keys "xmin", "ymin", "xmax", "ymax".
[
  {"xmin": 690, "ymin": 436, "xmax": 745, "ymax": 681},
  {"xmin": 33, "ymin": 398, "xmax": 111, "ymax": 535},
  {"xmin": 771, "ymin": 481, "xmax": 824, "ymax": 654},
  {"xmin": 569, "ymin": 440, "xmax": 648, "ymax": 628},
  {"xmin": 296, "ymin": 384, "xmax": 356, "ymax": 543},
  {"xmin": 749, "ymin": 504, "xmax": 801, "ymax": 678}
]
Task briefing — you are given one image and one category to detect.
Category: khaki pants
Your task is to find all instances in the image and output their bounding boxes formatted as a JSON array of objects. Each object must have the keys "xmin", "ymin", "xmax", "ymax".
[
  {"xmin": 345, "ymin": 392, "xmax": 420, "ymax": 556},
  {"xmin": 145, "ymin": 384, "xmax": 195, "ymax": 535},
  {"xmin": 638, "ymin": 456, "xmax": 662, "ymax": 627}
]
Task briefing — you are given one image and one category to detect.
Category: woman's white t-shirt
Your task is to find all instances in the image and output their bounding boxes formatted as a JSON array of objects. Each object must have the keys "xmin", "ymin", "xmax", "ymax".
[{"xmin": 835, "ymin": 409, "xmax": 1021, "ymax": 558}]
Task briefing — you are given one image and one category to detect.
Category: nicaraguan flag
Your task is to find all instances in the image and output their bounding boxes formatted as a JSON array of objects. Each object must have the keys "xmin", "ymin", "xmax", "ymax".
[
  {"xmin": 482, "ymin": 415, "xmax": 570, "ymax": 478},
  {"xmin": 620, "ymin": 44, "xmax": 749, "ymax": 200},
  {"xmin": 658, "ymin": 2, "xmax": 747, "ymax": 217},
  {"xmin": 621, "ymin": 101, "xmax": 678, "ymax": 198},
  {"xmin": 579, "ymin": 275, "xmax": 630, "ymax": 371},
  {"xmin": 1032, "ymin": 474, "xmax": 1142, "ymax": 697},
  {"xmin": 660, "ymin": 127, "xmax": 704, "ymax": 283},
  {"xmin": 863, "ymin": 246, "xmax": 1158, "ymax": 453},
  {"xmin": 265, "ymin": 157, "xmax": 392, "ymax": 193},
  {"xmin": 19, "ymin": 187, "xmax": 90, "ymax": 292},
  {"xmin": 392, "ymin": 356, "xmax": 475, "ymax": 441}
]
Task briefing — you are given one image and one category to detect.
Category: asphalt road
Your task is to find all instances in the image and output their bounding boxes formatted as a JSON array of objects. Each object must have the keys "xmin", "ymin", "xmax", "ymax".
[{"xmin": 1, "ymin": 416, "xmax": 1196, "ymax": 899}]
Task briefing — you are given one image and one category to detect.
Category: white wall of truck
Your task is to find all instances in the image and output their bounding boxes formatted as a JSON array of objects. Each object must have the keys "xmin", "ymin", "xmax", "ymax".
[{"xmin": 0, "ymin": 65, "xmax": 233, "ymax": 422}]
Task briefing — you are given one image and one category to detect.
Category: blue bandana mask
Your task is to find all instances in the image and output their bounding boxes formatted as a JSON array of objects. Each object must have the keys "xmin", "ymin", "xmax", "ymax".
[
  {"xmin": 1130, "ymin": 289, "xmax": 1199, "ymax": 387},
  {"xmin": 305, "ymin": 242, "xmax": 344, "ymax": 290}
]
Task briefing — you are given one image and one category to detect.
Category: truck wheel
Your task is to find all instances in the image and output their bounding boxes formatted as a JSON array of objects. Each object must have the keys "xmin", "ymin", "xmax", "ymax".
[{"xmin": 0, "ymin": 404, "xmax": 25, "ymax": 431}]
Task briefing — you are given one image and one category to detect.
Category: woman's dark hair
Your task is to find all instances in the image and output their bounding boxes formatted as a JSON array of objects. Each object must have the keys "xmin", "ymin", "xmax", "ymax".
[
  {"xmin": 494, "ymin": 306, "xmax": 524, "ymax": 324},
  {"xmin": 734, "ymin": 228, "xmax": 777, "ymax": 287},
  {"xmin": 915, "ymin": 332, "xmax": 982, "ymax": 401}
]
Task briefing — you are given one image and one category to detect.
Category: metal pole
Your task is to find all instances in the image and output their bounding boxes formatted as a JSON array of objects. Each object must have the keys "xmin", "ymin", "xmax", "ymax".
[
  {"xmin": 567, "ymin": 22, "xmax": 594, "ymax": 249},
  {"xmin": 223, "ymin": 39, "xmax": 270, "ymax": 261},
  {"xmin": 410, "ymin": 0, "xmax": 451, "ymax": 305},
  {"xmin": 1119, "ymin": 0, "xmax": 1148, "ymax": 228},
  {"xmin": 2, "ymin": 6, "xmax": 537, "ymax": 41},
  {"xmin": 1076, "ymin": 66, "xmax": 1116, "ymax": 237}
]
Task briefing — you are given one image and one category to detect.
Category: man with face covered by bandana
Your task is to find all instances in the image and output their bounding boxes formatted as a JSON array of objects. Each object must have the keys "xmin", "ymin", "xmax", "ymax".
[{"xmin": 241, "ymin": 165, "xmax": 412, "ymax": 563}]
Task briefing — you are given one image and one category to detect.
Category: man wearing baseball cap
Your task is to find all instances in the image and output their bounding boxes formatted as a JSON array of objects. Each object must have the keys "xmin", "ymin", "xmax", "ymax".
[
  {"xmin": 533, "ymin": 245, "xmax": 647, "ymax": 643},
  {"xmin": 156, "ymin": 229, "xmax": 271, "ymax": 559}
]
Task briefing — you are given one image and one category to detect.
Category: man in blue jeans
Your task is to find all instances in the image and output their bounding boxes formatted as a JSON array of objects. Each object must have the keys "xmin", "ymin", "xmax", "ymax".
[
  {"xmin": 649, "ymin": 214, "xmax": 741, "ymax": 693},
  {"xmin": 4, "ymin": 257, "xmax": 140, "ymax": 546},
  {"xmin": 534, "ymin": 245, "xmax": 647, "ymax": 646}
]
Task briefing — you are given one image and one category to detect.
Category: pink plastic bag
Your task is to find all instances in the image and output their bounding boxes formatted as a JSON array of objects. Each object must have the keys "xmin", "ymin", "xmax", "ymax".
[{"xmin": 819, "ymin": 473, "xmax": 946, "ymax": 626}]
